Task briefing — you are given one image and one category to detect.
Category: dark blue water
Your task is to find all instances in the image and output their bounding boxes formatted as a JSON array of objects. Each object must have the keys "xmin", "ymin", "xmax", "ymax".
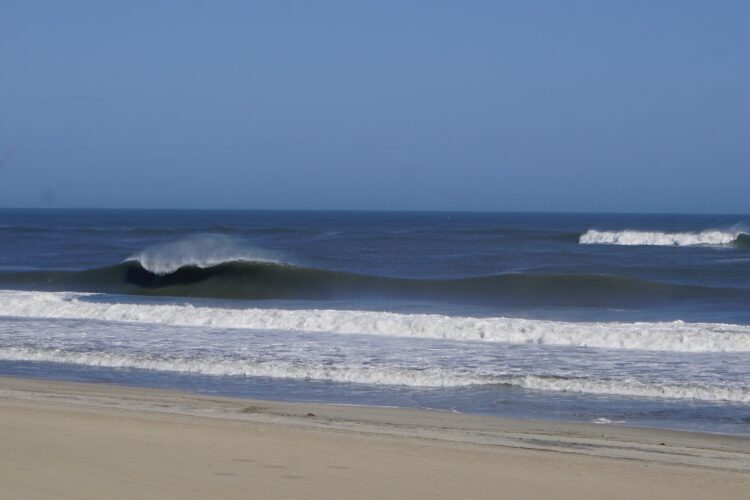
[{"xmin": 1, "ymin": 209, "xmax": 749, "ymax": 433}]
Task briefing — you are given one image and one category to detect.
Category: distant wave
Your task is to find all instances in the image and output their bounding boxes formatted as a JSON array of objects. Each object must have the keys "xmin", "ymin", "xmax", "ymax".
[
  {"xmin": 1, "ymin": 346, "xmax": 749, "ymax": 402},
  {"xmin": 1, "ymin": 290, "xmax": 749, "ymax": 352},
  {"xmin": 0, "ymin": 224, "xmax": 326, "ymax": 239},
  {"xmin": 0, "ymin": 225, "xmax": 49, "ymax": 234},
  {"xmin": 0, "ymin": 225, "xmax": 185, "ymax": 237},
  {"xmin": 579, "ymin": 228, "xmax": 748, "ymax": 247}
]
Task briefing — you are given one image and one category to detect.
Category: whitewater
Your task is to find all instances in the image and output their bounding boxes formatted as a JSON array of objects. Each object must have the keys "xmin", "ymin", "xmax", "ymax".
[
  {"xmin": 2, "ymin": 347, "xmax": 749, "ymax": 403},
  {"xmin": 2, "ymin": 313, "xmax": 749, "ymax": 403},
  {"xmin": 2, "ymin": 290, "xmax": 749, "ymax": 352},
  {"xmin": 579, "ymin": 228, "xmax": 747, "ymax": 246}
]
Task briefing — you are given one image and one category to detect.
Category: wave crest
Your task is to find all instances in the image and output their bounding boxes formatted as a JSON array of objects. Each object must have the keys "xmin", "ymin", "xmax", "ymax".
[
  {"xmin": 127, "ymin": 234, "xmax": 282, "ymax": 275},
  {"xmin": 579, "ymin": 228, "xmax": 748, "ymax": 247}
]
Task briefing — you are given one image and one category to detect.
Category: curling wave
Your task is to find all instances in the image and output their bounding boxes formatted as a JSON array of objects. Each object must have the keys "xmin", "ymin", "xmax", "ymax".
[
  {"xmin": 1, "ymin": 290, "xmax": 749, "ymax": 352},
  {"xmin": 0, "ymin": 260, "xmax": 746, "ymax": 308},
  {"xmin": 579, "ymin": 228, "xmax": 748, "ymax": 247},
  {"xmin": 127, "ymin": 234, "xmax": 281, "ymax": 274},
  {"xmin": 2, "ymin": 346, "xmax": 749, "ymax": 402},
  {"xmin": 3, "ymin": 232, "xmax": 746, "ymax": 307}
]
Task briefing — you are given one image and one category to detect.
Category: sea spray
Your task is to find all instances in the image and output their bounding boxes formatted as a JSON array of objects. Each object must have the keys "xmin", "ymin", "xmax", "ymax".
[{"xmin": 127, "ymin": 234, "xmax": 283, "ymax": 275}]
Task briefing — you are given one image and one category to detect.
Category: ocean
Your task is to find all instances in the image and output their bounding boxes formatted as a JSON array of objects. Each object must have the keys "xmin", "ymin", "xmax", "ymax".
[{"xmin": 1, "ymin": 209, "xmax": 749, "ymax": 433}]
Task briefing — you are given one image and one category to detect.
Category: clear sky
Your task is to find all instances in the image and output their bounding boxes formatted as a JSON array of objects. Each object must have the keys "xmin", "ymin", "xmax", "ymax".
[{"xmin": 1, "ymin": 1, "xmax": 748, "ymax": 212}]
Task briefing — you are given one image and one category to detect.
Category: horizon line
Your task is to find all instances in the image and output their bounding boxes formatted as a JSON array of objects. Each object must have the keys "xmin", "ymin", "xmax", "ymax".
[{"xmin": 0, "ymin": 206, "xmax": 748, "ymax": 217}]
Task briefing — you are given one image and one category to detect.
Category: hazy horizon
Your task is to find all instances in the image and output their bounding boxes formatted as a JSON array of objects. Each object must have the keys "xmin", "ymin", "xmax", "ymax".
[{"xmin": 1, "ymin": 206, "xmax": 750, "ymax": 216}]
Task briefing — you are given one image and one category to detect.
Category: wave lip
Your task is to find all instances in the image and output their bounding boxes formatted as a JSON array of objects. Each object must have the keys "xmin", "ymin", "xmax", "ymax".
[
  {"xmin": 1, "ymin": 290, "xmax": 749, "ymax": 352},
  {"xmin": 2, "ymin": 346, "xmax": 749, "ymax": 402},
  {"xmin": 127, "ymin": 234, "xmax": 281, "ymax": 275},
  {"xmin": 579, "ymin": 229, "xmax": 747, "ymax": 247}
]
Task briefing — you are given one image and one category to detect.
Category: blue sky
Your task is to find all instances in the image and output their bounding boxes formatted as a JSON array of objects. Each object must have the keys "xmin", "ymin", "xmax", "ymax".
[{"xmin": 1, "ymin": 1, "xmax": 748, "ymax": 212}]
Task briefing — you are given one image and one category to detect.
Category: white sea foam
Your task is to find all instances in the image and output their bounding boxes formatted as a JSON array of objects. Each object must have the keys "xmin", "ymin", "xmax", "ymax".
[
  {"xmin": 512, "ymin": 375, "xmax": 750, "ymax": 403},
  {"xmin": 1, "ymin": 290, "xmax": 749, "ymax": 352},
  {"xmin": 0, "ymin": 347, "xmax": 488, "ymax": 387},
  {"xmin": 579, "ymin": 229, "xmax": 745, "ymax": 247},
  {"xmin": 2, "ymin": 346, "xmax": 748, "ymax": 402},
  {"xmin": 127, "ymin": 234, "xmax": 280, "ymax": 275}
]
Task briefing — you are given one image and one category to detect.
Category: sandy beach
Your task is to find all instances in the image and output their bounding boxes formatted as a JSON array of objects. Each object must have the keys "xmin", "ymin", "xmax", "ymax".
[{"xmin": 0, "ymin": 376, "xmax": 748, "ymax": 499}]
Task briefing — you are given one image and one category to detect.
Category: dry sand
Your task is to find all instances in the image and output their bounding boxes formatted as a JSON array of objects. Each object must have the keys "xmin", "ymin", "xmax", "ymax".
[{"xmin": 1, "ymin": 376, "xmax": 748, "ymax": 499}]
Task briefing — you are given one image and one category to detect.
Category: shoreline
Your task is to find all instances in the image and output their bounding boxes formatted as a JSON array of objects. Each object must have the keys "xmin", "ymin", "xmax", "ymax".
[{"xmin": 2, "ymin": 375, "xmax": 749, "ymax": 499}]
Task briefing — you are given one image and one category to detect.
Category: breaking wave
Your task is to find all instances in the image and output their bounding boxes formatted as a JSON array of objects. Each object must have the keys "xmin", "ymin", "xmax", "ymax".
[
  {"xmin": 0, "ymin": 263, "xmax": 746, "ymax": 308},
  {"xmin": 1, "ymin": 234, "xmax": 747, "ymax": 308},
  {"xmin": 579, "ymin": 228, "xmax": 749, "ymax": 247},
  {"xmin": 1, "ymin": 290, "xmax": 749, "ymax": 352},
  {"xmin": 2, "ymin": 346, "xmax": 748, "ymax": 402},
  {"xmin": 127, "ymin": 234, "xmax": 282, "ymax": 274}
]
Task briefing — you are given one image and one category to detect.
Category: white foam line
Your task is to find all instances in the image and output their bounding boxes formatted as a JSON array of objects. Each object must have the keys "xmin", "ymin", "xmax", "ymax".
[
  {"xmin": 1, "ymin": 290, "xmax": 749, "ymax": 352},
  {"xmin": 2, "ymin": 347, "xmax": 749, "ymax": 402},
  {"xmin": 0, "ymin": 347, "xmax": 486, "ymax": 388}
]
